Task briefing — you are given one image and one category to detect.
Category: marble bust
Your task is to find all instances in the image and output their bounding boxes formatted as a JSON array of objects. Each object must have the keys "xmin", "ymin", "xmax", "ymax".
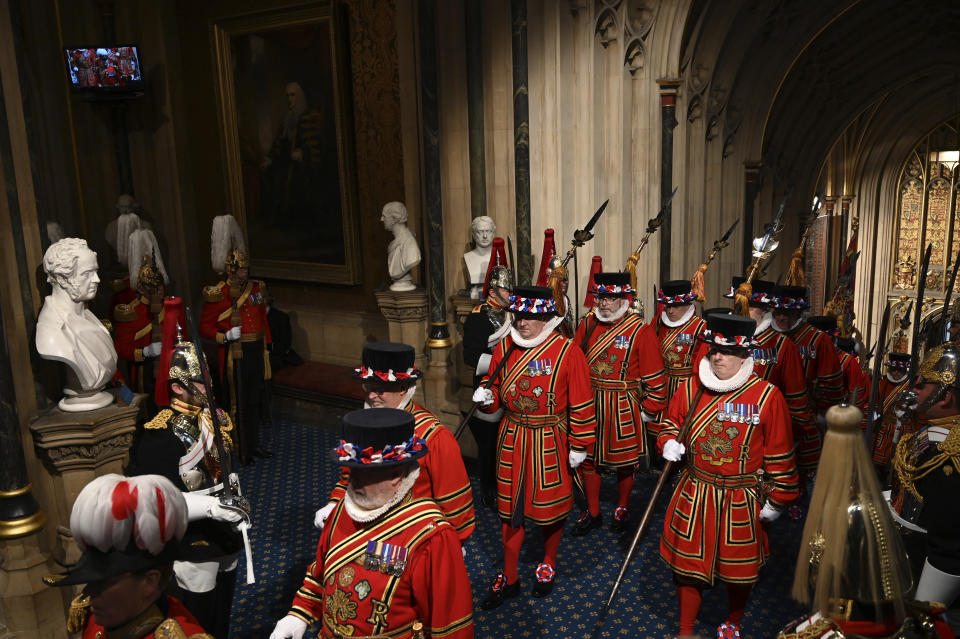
[
  {"xmin": 382, "ymin": 201, "xmax": 421, "ymax": 292},
  {"xmin": 463, "ymin": 216, "xmax": 495, "ymax": 299},
  {"xmin": 36, "ymin": 238, "xmax": 117, "ymax": 412}
]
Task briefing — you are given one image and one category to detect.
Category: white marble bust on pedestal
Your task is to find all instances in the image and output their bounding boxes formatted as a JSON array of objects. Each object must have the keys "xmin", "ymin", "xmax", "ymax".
[
  {"xmin": 463, "ymin": 216, "xmax": 495, "ymax": 299},
  {"xmin": 382, "ymin": 201, "xmax": 421, "ymax": 292},
  {"xmin": 36, "ymin": 238, "xmax": 117, "ymax": 412}
]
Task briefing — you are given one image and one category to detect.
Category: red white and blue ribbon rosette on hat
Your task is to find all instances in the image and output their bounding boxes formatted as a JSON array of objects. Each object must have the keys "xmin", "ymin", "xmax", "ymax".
[
  {"xmin": 699, "ymin": 329, "xmax": 759, "ymax": 348},
  {"xmin": 590, "ymin": 283, "xmax": 636, "ymax": 296},
  {"xmin": 508, "ymin": 295, "xmax": 557, "ymax": 314},
  {"xmin": 776, "ymin": 295, "xmax": 810, "ymax": 310},
  {"xmin": 336, "ymin": 435, "xmax": 427, "ymax": 465},
  {"xmin": 657, "ymin": 289, "xmax": 698, "ymax": 304},
  {"xmin": 354, "ymin": 366, "xmax": 422, "ymax": 381}
]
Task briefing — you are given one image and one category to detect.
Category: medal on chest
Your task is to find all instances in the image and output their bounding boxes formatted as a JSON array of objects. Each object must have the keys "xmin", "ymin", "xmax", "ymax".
[
  {"xmin": 590, "ymin": 351, "xmax": 616, "ymax": 377},
  {"xmin": 799, "ymin": 345, "xmax": 817, "ymax": 360},
  {"xmin": 363, "ymin": 540, "xmax": 409, "ymax": 576},
  {"xmin": 613, "ymin": 335, "xmax": 630, "ymax": 350},
  {"xmin": 749, "ymin": 348, "xmax": 778, "ymax": 366},
  {"xmin": 675, "ymin": 333, "xmax": 694, "ymax": 353},
  {"xmin": 528, "ymin": 358, "xmax": 553, "ymax": 376}
]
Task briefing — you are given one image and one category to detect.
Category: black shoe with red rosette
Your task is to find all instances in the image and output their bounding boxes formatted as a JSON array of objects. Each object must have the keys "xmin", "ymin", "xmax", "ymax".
[
  {"xmin": 571, "ymin": 511, "xmax": 602, "ymax": 536},
  {"xmin": 532, "ymin": 562, "xmax": 556, "ymax": 597},
  {"xmin": 480, "ymin": 572, "xmax": 520, "ymax": 610},
  {"xmin": 610, "ymin": 505, "xmax": 630, "ymax": 533}
]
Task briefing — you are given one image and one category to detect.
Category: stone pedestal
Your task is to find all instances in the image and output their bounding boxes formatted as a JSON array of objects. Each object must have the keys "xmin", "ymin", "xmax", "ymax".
[
  {"xmin": 374, "ymin": 288, "xmax": 429, "ymax": 406},
  {"xmin": 28, "ymin": 391, "xmax": 145, "ymax": 566},
  {"xmin": 0, "ymin": 533, "xmax": 70, "ymax": 638}
]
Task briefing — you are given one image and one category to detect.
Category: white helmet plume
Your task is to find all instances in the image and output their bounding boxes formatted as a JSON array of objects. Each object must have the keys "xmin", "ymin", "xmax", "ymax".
[
  {"xmin": 210, "ymin": 214, "xmax": 246, "ymax": 273},
  {"xmin": 115, "ymin": 213, "xmax": 143, "ymax": 266},
  {"xmin": 127, "ymin": 229, "xmax": 169, "ymax": 289}
]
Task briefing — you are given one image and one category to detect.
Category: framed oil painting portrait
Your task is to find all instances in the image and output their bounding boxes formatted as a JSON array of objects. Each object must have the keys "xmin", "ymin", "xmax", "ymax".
[{"xmin": 211, "ymin": 2, "xmax": 361, "ymax": 284}]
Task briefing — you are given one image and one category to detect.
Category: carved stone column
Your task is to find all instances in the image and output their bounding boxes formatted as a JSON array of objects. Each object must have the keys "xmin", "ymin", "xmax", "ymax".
[
  {"xmin": 374, "ymin": 289, "xmax": 429, "ymax": 406},
  {"xmin": 29, "ymin": 392, "xmax": 145, "ymax": 565},
  {"xmin": 657, "ymin": 79, "xmax": 681, "ymax": 283},
  {"xmin": 743, "ymin": 162, "xmax": 763, "ymax": 271},
  {"xmin": 512, "ymin": 0, "xmax": 532, "ymax": 284}
]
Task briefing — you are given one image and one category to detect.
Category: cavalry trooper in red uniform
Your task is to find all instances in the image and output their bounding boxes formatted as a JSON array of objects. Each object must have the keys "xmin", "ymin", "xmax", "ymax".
[
  {"xmin": 657, "ymin": 313, "xmax": 799, "ymax": 639},
  {"xmin": 314, "ymin": 342, "xmax": 476, "ymax": 543},
  {"xmin": 871, "ymin": 351, "xmax": 912, "ymax": 477},
  {"xmin": 473, "ymin": 285, "xmax": 595, "ymax": 607},
  {"xmin": 113, "ymin": 229, "xmax": 169, "ymax": 399},
  {"xmin": 200, "ymin": 215, "xmax": 271, "ymax": 465},
  {"xmin": 779, "ymin": 401, "xmax": 953, "ymax": 639},
  {"xmin": 270, "ymin": 408, "xmax": 474, "ymax": 639},
  {"xmin": 771, "ymin": 285, "xmax": 845, "ymax": 423},
  {"xmin": 44, "ymin": 473, "xmax": 210, "ymax": 638},
  {"xmin": 656, "ymin": 280, "xmax": 709, "ymax": 402},
  {"xmin": 571, "ymin": 272, "xmax": 666, "ymax": 536},
  {"xmin": 724, "ymin": 278, "xmax": 819, "ymax": 474}
]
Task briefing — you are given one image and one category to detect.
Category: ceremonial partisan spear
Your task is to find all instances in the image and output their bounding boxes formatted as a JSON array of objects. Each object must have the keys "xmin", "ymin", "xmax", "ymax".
[
  {"xmin": 782, "ymin": 192, "xmax": 823, "ymax": 287},
  {"xmin": 733, "ymin": 191, "xmax": 789, "ymax": 316},
  {"xmin": 454, "ymin": 200, "xmax": 609, "ymax": 442},
  {"xmin": 689, "ymin": 218, "xmax": 739, "ymax": 304},
  {"xmin": 864, "ymin": 302, "xmax": 891, "ymax": 446},
  {"xmin": 624, "ymin": 188, "xmax": 678, "ymax": 316},
  {"xmin": 554, "ymin": 199, "xmax": 609, "ymax": 325},
  {"xmin": 907, "ymin": 244, "xmax": 933, "ymax": 385}
]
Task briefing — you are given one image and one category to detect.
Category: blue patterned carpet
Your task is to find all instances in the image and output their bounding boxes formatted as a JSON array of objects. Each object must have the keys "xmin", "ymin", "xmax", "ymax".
[{"xmin": 228, "ymin": 420, "xmax": 807, "ymax": 638}]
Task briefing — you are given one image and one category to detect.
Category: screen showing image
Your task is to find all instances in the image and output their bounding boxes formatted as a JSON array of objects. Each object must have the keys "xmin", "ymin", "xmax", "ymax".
[{"xmin": 64, "ymin": 46, "xmax": 143, "ymax": 90}]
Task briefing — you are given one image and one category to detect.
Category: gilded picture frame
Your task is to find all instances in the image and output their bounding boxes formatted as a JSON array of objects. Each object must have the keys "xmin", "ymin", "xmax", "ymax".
[{"xmin": 210, "ymin": 2, "xmax": 361, "ymax": 284}]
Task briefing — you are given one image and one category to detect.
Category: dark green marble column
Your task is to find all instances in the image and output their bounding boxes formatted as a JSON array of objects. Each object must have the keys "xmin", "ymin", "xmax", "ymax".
[
  {"xmin": 465, "ymin": 0, "xmax": 486, "ymax": 221},
  {"xmin": 743, "ymin": 163, "xmax": 762, "ymax": 271},
  {"xmin": 657, "ymin": 80, "xmax": 681, "ymax": 282},
  {"xmin": 511, "ymin": 0, "xmax": 532, "ymax": 284},
  {"xmin": 418, "ymin": 0, "xmax": 451, "ymax": 347}
]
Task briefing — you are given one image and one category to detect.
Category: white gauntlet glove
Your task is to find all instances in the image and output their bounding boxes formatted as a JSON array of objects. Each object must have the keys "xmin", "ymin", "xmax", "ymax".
[
  {"xmin": 314, "ymin": 503, "xmax": 335, "ymax": 530},
  {"xmin": 269, "ymin": 615, "xmax": 307, "ymax": 639},
  {"xmin": 182, "ymin": 492, "xmax": 243, "ymax": 523},
  {"xmin": 225, "ymin": 326, "xmax": 242, "ymax": 341},
  {"xmin": 568, "ymin": 450, "xmax": 587, "ymax": 469},
  {"xmin": 662, "ymin": 439, "xmax": 685, "ymax": 462},
  {"xmin": 472, "ymin": 387, "xmax": 494, "ymax": 406},
  {"xmin": 759, "ymin": 501, "xmax": 782, "ymax": 523},
  {"xmin": 142, "ymin": 342, "xmax": 162, "ymax": 358}
]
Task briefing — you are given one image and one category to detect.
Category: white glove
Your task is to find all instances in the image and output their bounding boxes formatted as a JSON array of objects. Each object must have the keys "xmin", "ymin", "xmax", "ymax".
[
  {"xmin": 182, "ymin": 492, "xmax": 243, "ymax": 523},
  {"xmin": 269, "ymin": 615, "xmax": 307, "ymax": 639},
  {"xmin": 569, "ymin": 449, "xmax": 587, "ymax": 468},
  {"xmin": 662, "ymin": 439, "xmax": 685, "ymax": 462},
  {"xmin": 142, "ymin": 342, "xmax": 162, "ymax": 358},
  {"xmin": 641, "ymin": 411, "xmax": 656, "ymax": 423},
  {"xmin": 225, "ymin": 326, "xmax": 242, "ymax": 341},
  {"xmin": 472, "ymin": 387, "xmax": 494, "ymax": 406},
  {"xmin": 759, "ymin": 501, "xmax": 782, "ymax": 523},
  {"xmin": 462, "ymin": 546, "xmax": 467, "ymax": 560},
  {"xmin": 314, "ymin": 503, "xmax": 335, "ymax": 530}
]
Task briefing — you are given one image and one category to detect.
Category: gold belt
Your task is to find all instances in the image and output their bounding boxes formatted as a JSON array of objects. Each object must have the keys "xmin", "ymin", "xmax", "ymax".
[
  {"xmin": 685, "ymin": 464, "xmax": 759, "ymax": 489},
  {"xmin": 238, "ymin": 330, "xmax": 264, "ymax": 343},
  {"xmin": 589, "ymin": 378, "xmax": 636, "ymax": 391},
  {"xmin": 322, "ymin": 616, "xmax": 418, "ymax": 639},
  {"xmin": 506, "ymin": 412, "xmax": 561, "ymax": 429},
  {"xmin": 665, "ymin": 366, "xmax": 693, "ymax": 374}
]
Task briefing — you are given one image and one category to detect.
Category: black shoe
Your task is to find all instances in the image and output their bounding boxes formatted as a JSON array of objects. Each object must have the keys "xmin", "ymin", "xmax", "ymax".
[
  {"xmin": 532, "ymin": 562, "xmax": 556, "ymax": 597},
  {"xmin": 253, "ymin": 447, "xmax": 273, "ymax": 458},
  {"xmin": 610, "ymin": 506, "xmax": 629, "ymax": 533},
  {"xmin": 480, "ymin": 573, "xmax": 520, "ymax": 610},
  {"xmin": 570, "ymin": 511, "xmax": 602, "ymax": 536}
]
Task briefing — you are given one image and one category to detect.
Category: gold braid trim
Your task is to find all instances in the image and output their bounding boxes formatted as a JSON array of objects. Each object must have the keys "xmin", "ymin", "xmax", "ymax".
[
  {"xmin": 145, "ymin": 409, "xmax": 174, "ymax": 430},
  {"xmin": 66, "ymin": 594, "xmax": 90, "ymax": 634},
  {"xmin": 155, "ymin": 617, "xmax": 214, "ymax": 639},
  {"xmin": 894, "ymin": 426, "xmax": 960, "ymax": 501}
]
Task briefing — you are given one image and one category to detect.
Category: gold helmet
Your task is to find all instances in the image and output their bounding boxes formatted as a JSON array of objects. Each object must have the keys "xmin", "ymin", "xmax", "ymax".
[
  {"xmin": 224, "ymin": 247, "xmax": 249, "ymax": 273},
  {"xmin": 136, "ymin": 253, "xmax": 164, "ymax": 292},
  {"xmin": 168, "ymin": 330, "xmax": 205, "ymax": 389},
  {"xmin": 914, "ymin": 342, "xmax": 960, "ymax": 412},
  {"xmin": 487, "ymin": 265, "xmax": 514, "ymax": 293}
]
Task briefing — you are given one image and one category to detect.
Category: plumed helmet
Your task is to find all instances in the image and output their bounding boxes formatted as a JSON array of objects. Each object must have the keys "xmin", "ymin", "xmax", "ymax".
[
  {"xmin": 918, "ymin": 342, "xmax": 960, "ymax": 393},
  {"xmin": 127, "ymin": 229, "xmax": 168, "ymax": 290},
  {"xmin": 136, "ymin": 254, "xmax": 164, "ymax": 292},
  {"xmin": 487, "ymin": 265, "xmax": 514, "ymax": 292},
  {"xmin": 224, "ymin": 247, "xmax": 249, "ymax": 272},
  {"xmin": 210, "ymin": 214, "xmax": 247, "ymax": 273},
  {"xmin": 168, "ymin": 333, "xmax": 205, "ymax": 388}
]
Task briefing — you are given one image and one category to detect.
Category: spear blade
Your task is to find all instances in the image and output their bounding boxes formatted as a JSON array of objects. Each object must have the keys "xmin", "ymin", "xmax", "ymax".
[{"xmin": 719, "ymin": 218, "xmax": 740, "ymax": 243}]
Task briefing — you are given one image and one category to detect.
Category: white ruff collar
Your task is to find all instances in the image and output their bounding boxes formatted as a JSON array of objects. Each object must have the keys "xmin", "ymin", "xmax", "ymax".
[
  {"xmin": 344, "ymin": 466, "xmax": 420, "ymax": 523},
  {"xmin": 596, "ymin": 300, "xmax": 630, "ymax": 324},
  {"xmin": 488, "ymin": 318, "xmax": 511, "ymax": 346},
  {"xmin": 887, "ymin": 372, "xmax": 907, "ymax": 385},
  {"xmin": 363, "ymin": 385, "xmax": 417, "ymax": 411},
  {"xmin": 753, "ymin": 313, "xmax": 773, "ymax": 336},
  {"xmin": 698, "ymin": 356, "xmax": 754, "ymax": 393},
  {"xmin": 661, "ymin": 305, "xmax": 695, "ymax": 328},
  {"xmin": 510, "ymin": 315, "xmax": 565, "ymax": 348},
  {"xmin": 771, "ymin": 315, "xmax": 803, "ymax": 333}
]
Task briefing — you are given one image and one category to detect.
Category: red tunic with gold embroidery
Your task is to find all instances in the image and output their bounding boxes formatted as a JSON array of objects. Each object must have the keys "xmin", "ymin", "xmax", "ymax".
[
  {"xmin": 656, "ymin": 373, "xmax": 799, "ymax": 584},
  {"xmin": 871, "ymin": 375, "xmax": 912, "ymax": 467},
  {"xmin": 109, "ymin": 277, "xmax": 137, "ymax": 323},
  {"xmin": 329, "ymin": 402, "xmax": 477, "ymax": 542},
  {"xmin": 82, "ymin": 595, "xmax": 206, "ymax": 638},
  {"xmin": 480, "ymin": 331, "xmax": 596, "ymax": 525},
  {"xmin": 656, "ymin": 313, "xmax": 709, "ymax": 401},
  {"xmin": 289, "ymin": 498, "xmax": 474, "ymax": 639},
  {"xmin": 199, "ymin": 279, "xmax": 272, "ymax": 378},
  {"xmin": 783, "ymin": 323, "xmax": 844, "ymax": 414},
  {"xmin": 574, "ymin": 313, "xmax": 667, "ymax": 466},
  {"xmin": 751, "ymin": 325, "xmax": 820, "ymax": 472},
  {"xmin": 839, "ymin": 351, "xmax": 868, "ymax": 408},
  {"xmin": 114, "ymin": 295, "xmax": 164, "ymax": 393}
]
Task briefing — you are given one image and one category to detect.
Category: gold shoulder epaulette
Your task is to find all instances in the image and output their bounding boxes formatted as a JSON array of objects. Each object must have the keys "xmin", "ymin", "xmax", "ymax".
[
  {"xmin": 114, "ymin": 299, "xmax": 140, "ymax": 322},
  {"xmin": 254, "ymin": 279, "xmax": 268, "ymax": 296},
  {"xmin": 66, "ymin": 592, "xmax": 90, "ymax": 634},
  {"xmin": 111, "ymin": 278, "xmax": 128, "ymax": 293},
  {"xmin": 202, "ymin": 282, "xmax": 225, "ymax": 303},
  {"xmin": 471, "ymin": 304, "xmax": 484, "ymax": 313},
  {"xmin": 145, "ymin": 409, "xmax": 173, "ymax": 430},
  {"xmin": 156, "ymin": 618, "xmax": 214, "ymax": 639}
]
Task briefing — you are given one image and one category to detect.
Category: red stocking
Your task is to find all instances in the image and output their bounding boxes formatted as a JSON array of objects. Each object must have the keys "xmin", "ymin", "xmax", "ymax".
[
  {"xmin": 541, "ymin": 520, "xmax": 564, "ymax": 567},
  {"xmin": 676, "ymin": 581, "xmax": 703, "ymax": 635},
  {"xmin": 501, "ymin": 523, "xmax": 525, "ymax": 584},
  {"xmin": 582, "ymin": 460, "xmax": 602, "ymax": 517},
  {"xmin": 726, "ymin": 582, "xmax": 752, "ymax": 625},
  {"xmin": 616, "ymin": 468, "xmax": 634, "ymax": 508}
]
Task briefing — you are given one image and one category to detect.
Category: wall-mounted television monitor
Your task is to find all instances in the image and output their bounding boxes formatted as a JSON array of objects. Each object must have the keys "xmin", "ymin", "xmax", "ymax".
[{"xmin": 64, "ymin": 45, "xmax": 144, "ymax": 92}]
